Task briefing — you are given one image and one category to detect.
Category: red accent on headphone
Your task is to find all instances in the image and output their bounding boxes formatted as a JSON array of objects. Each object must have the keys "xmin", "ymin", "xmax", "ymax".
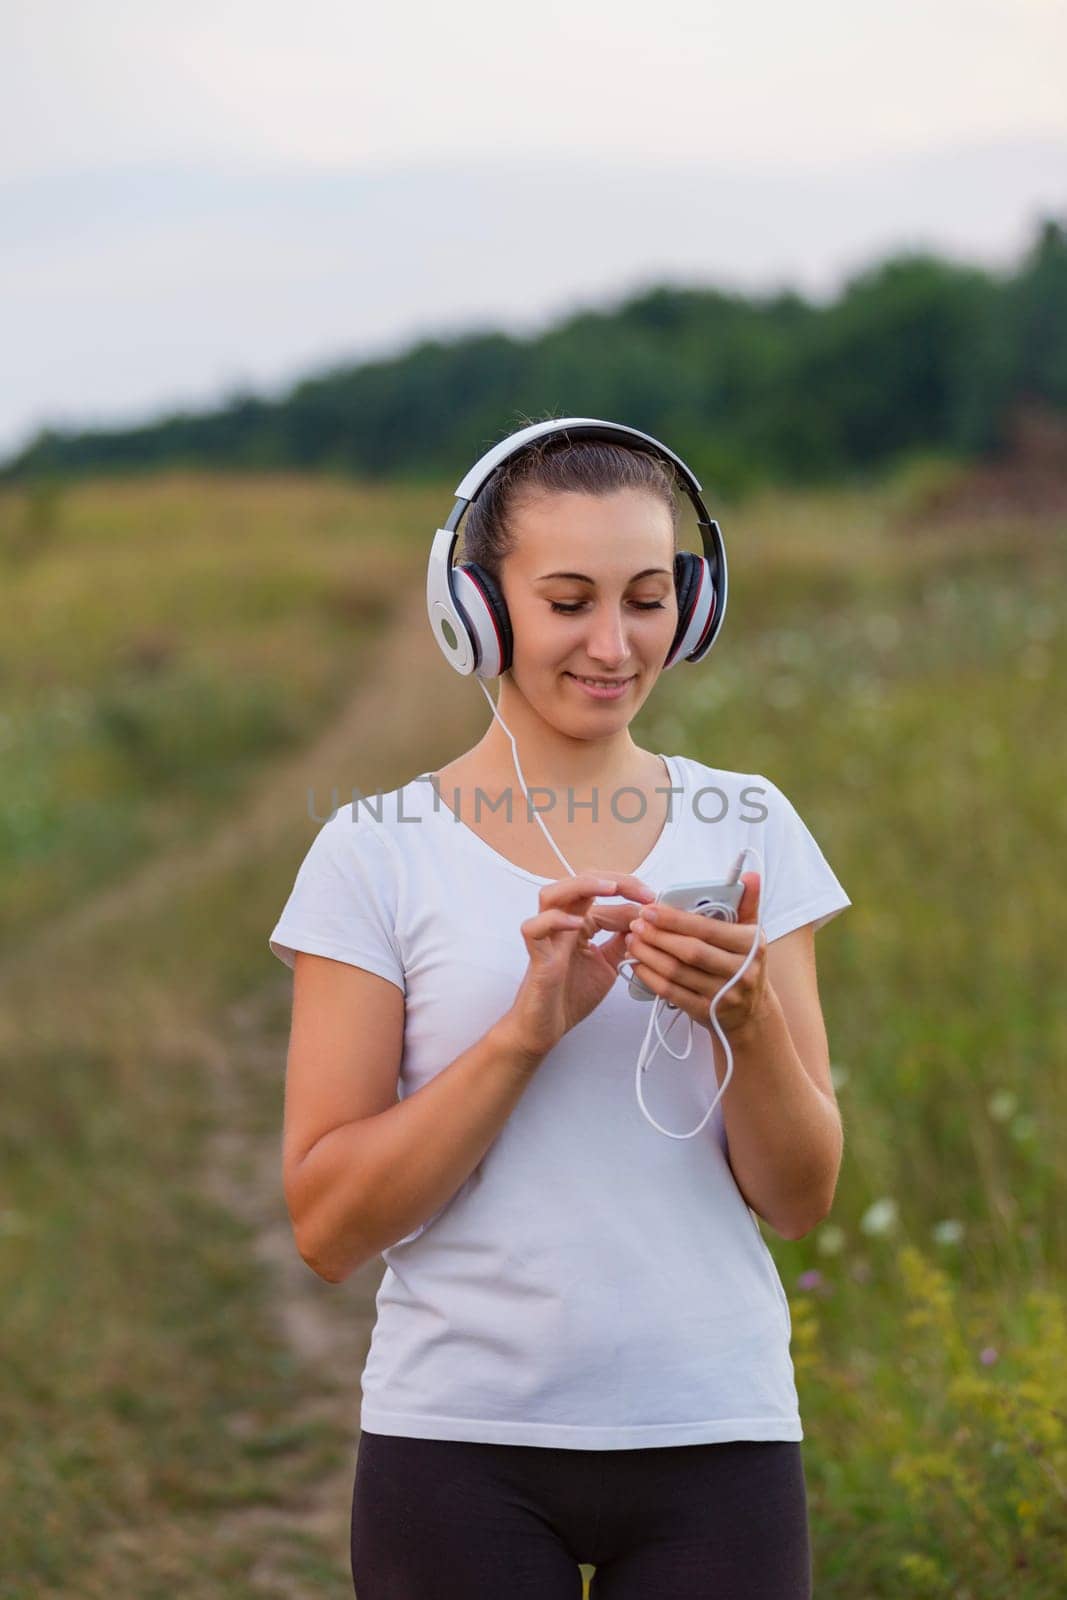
[{"xmin": 464, "ymin": 569, "xmax": 506, "ymax": 672}]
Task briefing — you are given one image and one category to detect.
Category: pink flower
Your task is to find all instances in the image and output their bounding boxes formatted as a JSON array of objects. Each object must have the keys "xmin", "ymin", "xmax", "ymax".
[
  {"xmin": 979, "ymin": 1347, "xmax": 999, "ymax": 1366},
  {"xmin": 797, "ymin": 1269, "xmax": 824, "ymax": 1291}
]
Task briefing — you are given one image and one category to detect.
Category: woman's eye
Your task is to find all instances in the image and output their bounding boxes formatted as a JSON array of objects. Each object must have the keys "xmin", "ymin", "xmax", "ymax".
[{"xmin": 549, "ymin": 600, "xmax": 666, "ymax": 614}]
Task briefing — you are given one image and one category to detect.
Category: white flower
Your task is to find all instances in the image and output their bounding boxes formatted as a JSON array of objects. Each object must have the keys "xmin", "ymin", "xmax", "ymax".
[
  {"xmin": 931, "ymin": 1219, "xmax": 965, "ymax": 1246},
  {"xmin": 815, "ymin": 1224, "xmax": 846, "ymax": 1257},
  {"xmin": 859, "ymin": 1197, "xmax": 899, "ymax": 1237},
  {"xmin": 987, "ymin": 1089, "xmax": 1018, "ymax": 1123},
  {"xmin": 829, "ymin": 1062, "xmax": 850, "ymax": 1091}
]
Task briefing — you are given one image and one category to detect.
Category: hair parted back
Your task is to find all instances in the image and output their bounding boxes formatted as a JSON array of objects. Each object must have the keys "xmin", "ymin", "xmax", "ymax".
[{"xmin": 460, "ymin": 427, "xmax": 681, "ymax": 585}]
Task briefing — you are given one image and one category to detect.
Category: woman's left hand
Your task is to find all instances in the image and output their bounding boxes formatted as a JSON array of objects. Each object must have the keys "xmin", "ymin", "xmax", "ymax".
[{"xmin": 622, "ymin": 872, "xmax": 772, "ymax": 1037}]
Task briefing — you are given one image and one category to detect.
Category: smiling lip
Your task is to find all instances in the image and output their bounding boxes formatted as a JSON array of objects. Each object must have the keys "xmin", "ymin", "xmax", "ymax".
[{"xmin": 565, "ymin": 672, "xmax": 637, "ymax": 700}]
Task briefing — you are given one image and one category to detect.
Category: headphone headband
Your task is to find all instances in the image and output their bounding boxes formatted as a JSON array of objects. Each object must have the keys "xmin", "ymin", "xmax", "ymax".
[
  {"xmin": 453, "ymin": 416, "xmax": 703, "ymax": 503},
  {"xmin": 427, "ymin": 416, "xmax": 728, "ymax": 677}
]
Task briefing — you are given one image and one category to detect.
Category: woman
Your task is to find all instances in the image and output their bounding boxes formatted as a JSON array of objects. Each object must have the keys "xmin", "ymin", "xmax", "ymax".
[{"xmin": 269, "ymin": 427, "xmax": 851, "ymax": 1597}]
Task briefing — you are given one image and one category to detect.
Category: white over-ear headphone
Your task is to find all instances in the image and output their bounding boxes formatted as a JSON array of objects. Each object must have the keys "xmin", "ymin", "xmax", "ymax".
[{"xmin": 426, "ymin": 416, "xmax": 728, "ymax": 678}]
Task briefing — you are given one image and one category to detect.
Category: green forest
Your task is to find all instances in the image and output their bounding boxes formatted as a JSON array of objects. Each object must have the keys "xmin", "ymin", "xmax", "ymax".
[{"xmin": 5, "ymin": 217, "xmax": 1066, "ymax": 495}]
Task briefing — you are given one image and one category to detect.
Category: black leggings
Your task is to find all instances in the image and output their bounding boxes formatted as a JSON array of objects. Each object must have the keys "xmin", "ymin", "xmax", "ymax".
[{"xmin": 350, "ymin": 1430, "xmax": 812, "ymax": 1598}]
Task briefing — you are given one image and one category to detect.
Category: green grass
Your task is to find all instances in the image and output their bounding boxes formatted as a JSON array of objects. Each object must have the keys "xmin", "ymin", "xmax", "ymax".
[
  {"xmin": 1, "ymin": 468, "xmax": 1064, "ymax": 1596},
  {"xmin": 0, "ymin": 471, "xmax": 429, "ymax": 947}
]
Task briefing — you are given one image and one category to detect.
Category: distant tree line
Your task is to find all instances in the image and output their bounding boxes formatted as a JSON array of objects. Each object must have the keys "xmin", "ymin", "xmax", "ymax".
[{"xmin": 4, "ymin": 217, "xmax": 1066, "ymax": 494}]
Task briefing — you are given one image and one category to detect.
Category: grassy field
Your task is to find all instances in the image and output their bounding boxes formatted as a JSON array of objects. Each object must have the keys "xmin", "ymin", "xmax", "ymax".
[{"xmin": 0, "ymin": 468, "xmax": 1063, "ymax": 1598}]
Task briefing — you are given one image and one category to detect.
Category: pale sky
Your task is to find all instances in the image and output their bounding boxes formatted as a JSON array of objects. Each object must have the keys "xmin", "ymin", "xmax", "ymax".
[{"xmin": 2, "ymin": 0, "xmax": 1065, "ymax": 456}]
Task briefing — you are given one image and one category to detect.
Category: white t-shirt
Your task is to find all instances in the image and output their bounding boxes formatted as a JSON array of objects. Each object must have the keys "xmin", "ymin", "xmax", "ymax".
[{"xmin": 268, "ymin": 753, "xmax": 851, "ymax": 1450}]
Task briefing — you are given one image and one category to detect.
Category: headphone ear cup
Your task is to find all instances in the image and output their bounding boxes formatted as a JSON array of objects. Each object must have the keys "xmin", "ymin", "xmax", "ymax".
[
  {"xmin": 665, "ymin": 551, "xmax": 717, "ymax": 668},
  {"xmin": 665, "ymin": 552, "xmax": 699, "ymax": 668},
  {"xmin": 453, "ymin": 561, "xmax": 514, "ymax": 677}
]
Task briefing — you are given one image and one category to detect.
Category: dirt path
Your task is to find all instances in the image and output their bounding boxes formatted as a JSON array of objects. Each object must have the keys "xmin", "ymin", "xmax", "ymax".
[{"xmin": 197, "ymin": 982, "xmax": 385, "ymax": 1591}]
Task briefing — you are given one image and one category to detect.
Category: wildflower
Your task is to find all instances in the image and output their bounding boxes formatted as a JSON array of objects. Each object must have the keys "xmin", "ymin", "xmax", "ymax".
[
  {"xmin": 829, "ymin": 1062, "xmax": 849, "ymax": 1091},
  {"xmin": 860, "ymin": 1197, "xmax": 899, "ymax": 1236},
  {"xmin": 987, "ymin": 1089, "xmax": 1018, "ymax": 1122},
  {"xmin": 797, "ymin": 1269, "xmax": 824, "ymax": 1291},
  {"xmin": 979, "ymin": 1347, "xmax": 998, "ymax": 1366},
  {"xmin": 931, "ymin": 1219, "xmax": 965, "ymax": 1246},
  {"xmin": 898, "ymin": 1552, "xmax": 946, "ymax": 1589},
  {"xmin": 816, "ymin": 1224, "xmax": 846, "ymax": 1257}
]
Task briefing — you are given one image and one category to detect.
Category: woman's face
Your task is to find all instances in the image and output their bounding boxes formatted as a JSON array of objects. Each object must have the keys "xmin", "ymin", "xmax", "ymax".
[{"xmin": 498, "ymin": 487, "xmax": 678, "ymax": 730}]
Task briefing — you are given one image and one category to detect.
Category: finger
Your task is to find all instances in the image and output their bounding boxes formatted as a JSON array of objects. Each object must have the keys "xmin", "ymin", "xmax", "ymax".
[
  {"xmin": 625, "ymin": 927, "xmax": 723, "ymax": 996},
  {"xmin": 539, "ymin": 872, "xmax": 620, "ymax": 910},
  {"xmin": 522, "ymin": 908, "xmax": 586, "ymax": 942},
  {"xmin": 601, "ymin": 873, "xmax": 657, "ymax": 904},
  {"xmin": 590, "ymin": 926, "xmax": 632, "ymax": 971},
  {"xmin": 625, "ymin": 958, "xmax": 705, "ymax": 1016},
  {"xmin": 627, "ymin": 922, "xmax": 735, "ymax": 979},
  {"xmin": 588, "ymin": 900, "xmax": 647, "ymax": 931},
  {"xmin": 638, "ymin": 899, "xmax": 755, "ymax": 951}
]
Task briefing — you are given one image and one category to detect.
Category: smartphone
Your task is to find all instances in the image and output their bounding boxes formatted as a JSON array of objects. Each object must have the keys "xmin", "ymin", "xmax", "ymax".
[{"xmin": 627, "ymin": 859, "xmax": 748, "ymax": 1003}]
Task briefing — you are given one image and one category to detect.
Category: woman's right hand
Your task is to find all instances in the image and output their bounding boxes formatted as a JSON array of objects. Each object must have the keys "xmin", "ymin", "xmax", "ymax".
[{"xmin": 504, "ymin": 871, "xmax": 657, "ymax": 1060}]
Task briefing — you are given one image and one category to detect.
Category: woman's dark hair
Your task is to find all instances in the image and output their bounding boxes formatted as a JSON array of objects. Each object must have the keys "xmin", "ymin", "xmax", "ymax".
[{"xmin": 461, "ymin": 432, "xmax": 681, "ymax": 585}]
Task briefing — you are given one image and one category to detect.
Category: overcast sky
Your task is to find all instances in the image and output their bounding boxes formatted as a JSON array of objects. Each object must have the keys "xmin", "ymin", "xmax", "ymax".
[{"xmin": 3, "ymin": 0, "xmax": 1066, "ymax": 457}]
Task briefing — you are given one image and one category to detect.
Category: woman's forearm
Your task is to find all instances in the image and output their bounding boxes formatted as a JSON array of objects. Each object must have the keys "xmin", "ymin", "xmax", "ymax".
[
  {"xmin": 288, "ymin": 1015, "xmax": 545, "ymax": 1283},
  {"xmin": 713, "ymin": 986, "xmax": 843, "ymax": 1240}
]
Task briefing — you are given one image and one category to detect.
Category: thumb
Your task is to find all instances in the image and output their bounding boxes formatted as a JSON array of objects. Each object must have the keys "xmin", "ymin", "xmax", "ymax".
[
  {"xmin": 589, "ymin": 927, "xmax": 631, "ymax": 974},
  {"xmin": 737, "ymin": 871, "xmax": 761, "ymax": 924}
]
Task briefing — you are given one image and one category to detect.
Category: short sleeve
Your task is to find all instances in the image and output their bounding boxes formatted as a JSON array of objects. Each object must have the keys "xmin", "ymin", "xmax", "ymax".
[
  {"xmin": 268, "ymin": 807, "xmax": 406, "ymax": 993},
  {"xmin": 748, "ymin": 774, "xmax": 851, "ymax": 944}
]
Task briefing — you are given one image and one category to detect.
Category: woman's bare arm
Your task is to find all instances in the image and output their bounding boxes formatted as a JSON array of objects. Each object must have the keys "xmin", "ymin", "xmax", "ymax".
[{"xmin": 282, "ymin": 951, "xmax": 545, "ymax": 1283}]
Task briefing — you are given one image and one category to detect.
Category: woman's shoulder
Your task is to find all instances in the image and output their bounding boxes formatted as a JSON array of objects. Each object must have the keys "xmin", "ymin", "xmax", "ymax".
[
  {"xmin": 323, "ymin": 770, "xmax": 450, "ymax": 869},
  {"xmin": 671, "ymin": 751, "xmax": 766, "ymax": 793}
]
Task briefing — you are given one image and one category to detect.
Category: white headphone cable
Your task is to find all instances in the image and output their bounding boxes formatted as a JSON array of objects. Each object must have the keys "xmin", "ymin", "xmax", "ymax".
[{"xmin": 470, "ymin": 677, "xmax": 764, "ymax": 1140}]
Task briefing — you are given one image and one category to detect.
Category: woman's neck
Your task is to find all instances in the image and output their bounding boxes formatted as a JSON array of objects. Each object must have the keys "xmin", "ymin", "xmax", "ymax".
[{"xmin": 463, "ymin": 682, "xmax": 660, "ymax": 797}]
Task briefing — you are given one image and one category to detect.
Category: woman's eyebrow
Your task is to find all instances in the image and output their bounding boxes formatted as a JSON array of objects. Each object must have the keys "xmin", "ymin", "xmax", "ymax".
[{"xmin": 534, "ymin": 567, "xmax": 672, "ymax": 583}]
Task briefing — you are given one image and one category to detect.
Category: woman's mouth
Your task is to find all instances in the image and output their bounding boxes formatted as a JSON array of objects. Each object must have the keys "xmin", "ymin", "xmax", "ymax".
[{"xmin": 564, "ymin": 672, "xmax": 637, "ymax": 701}]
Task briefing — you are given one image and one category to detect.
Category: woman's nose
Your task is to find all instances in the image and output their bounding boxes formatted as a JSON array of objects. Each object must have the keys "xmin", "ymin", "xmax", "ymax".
[{"xmin": 586, "ymin": 607, "xmax": 630, "ymax": 666}]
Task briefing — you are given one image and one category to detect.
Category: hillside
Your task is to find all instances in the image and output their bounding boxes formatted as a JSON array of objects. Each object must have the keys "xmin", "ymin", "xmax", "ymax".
[{"xmin": 5, "ymin": 218, "xmax": 1067, "ymax": 495}]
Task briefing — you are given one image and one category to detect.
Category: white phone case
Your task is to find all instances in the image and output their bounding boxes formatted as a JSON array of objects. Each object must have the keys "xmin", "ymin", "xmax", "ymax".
[{"xmin": 627, "ymin": 877, "xmax": 746, "ymax": 1002}]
